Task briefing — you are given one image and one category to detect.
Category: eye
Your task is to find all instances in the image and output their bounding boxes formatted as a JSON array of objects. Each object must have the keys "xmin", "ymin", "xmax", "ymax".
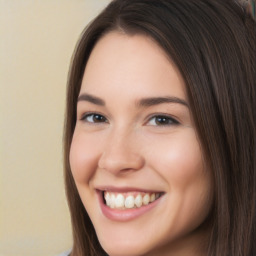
[
  {"xmin": 147, "ymin": 115, "xmax": 179, "ymax": 126},
  {"xmin": 81, "ymin": 113, "xmax": 108, "ymax": 123}
]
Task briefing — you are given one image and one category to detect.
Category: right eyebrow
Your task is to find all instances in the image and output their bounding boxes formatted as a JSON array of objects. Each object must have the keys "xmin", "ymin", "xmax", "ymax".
[{"xmin": 77, "ymin": 93, "xmax": 105, "ymax": 106}]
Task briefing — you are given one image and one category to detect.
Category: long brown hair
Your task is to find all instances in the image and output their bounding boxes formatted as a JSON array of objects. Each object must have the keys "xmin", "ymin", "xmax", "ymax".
[{"xmin": 64, "ymin": 0, "xmax": 256, "ymax": 255}]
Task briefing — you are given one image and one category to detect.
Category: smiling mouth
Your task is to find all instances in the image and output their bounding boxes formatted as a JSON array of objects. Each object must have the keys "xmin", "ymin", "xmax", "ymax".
[{"xmin": 102, "ymin": 191, "xmax": 164, "ymax": 210}]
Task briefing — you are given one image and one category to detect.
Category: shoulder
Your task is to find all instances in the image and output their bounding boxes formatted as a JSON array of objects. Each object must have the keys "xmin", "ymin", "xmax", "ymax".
[{"xmin": 57, "ymin": 249, "xmax": 72, "ymax": 256}]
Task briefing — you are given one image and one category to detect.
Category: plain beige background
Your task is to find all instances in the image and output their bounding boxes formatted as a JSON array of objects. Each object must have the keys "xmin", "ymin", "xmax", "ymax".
[{"xmin": 0, "ymin": 1, "xmax": 110, "ymax": 255}]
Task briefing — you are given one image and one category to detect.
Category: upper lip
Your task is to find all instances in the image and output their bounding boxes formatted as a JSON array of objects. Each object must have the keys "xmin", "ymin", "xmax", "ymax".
[{"xmin": 95, "ymin": 185, "xmax": 164, "ymax": 193}]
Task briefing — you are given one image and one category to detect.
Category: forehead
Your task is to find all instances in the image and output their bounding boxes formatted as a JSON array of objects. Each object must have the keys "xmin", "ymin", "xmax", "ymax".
[{"xmin": 80, "ymin": 31, "xmax": 187, "ymax": 100}]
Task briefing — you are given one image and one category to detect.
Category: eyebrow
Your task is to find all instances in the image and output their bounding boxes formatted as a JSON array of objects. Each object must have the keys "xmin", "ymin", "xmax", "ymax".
[
  {"xmin": 137, "ymin": 96, "xmax": 189, "ymax": 108},
  {"xmin": 77, "ymin": 93, "xmax": 189, "ymax": 108},
  {"xmin": 77, "ymin": 93, "xmax": 105, "ymax": 106}
]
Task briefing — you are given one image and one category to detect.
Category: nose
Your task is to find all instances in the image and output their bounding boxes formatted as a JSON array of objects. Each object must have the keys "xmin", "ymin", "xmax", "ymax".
[{"xmin": 98, "ymin": 129, "xmax": 145, "ymax": 175}]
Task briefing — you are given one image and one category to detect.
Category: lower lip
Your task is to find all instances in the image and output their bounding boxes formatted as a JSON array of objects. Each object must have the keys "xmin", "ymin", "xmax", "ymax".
[{"xmin": 97, "ymin": 191, "xmax": 163, "ymax": 222}]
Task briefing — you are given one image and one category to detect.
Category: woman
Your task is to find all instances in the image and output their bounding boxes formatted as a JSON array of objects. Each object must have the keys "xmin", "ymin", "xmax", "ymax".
[{"xmin": 64, "ymin": 0, "xmax": 256, "ymax": 255}]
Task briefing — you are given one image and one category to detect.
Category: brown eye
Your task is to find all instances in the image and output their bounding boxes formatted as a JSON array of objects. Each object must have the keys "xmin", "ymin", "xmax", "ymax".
[
  {"xmin": 147, "ymin": 115, "xmax": 179, "ymax": 126},
  {"xmin": 81, "ymin": 113, "xmax": 107, "ymax": 123}
]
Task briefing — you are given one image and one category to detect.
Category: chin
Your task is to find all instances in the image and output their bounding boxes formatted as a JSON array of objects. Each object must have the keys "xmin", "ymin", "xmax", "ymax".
[{"xmin": 98, "ymin": 236, "xmax": 152, "ymax": 256}]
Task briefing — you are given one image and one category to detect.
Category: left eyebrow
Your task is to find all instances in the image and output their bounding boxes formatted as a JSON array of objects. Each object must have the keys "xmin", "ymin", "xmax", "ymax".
[
  {"xmin": 136, "ymin": 96, "xmax": 189, "ymax": 108},
  {"xmin": 77, "ymin": 93, "xmax": 105, "ymax": 106}
]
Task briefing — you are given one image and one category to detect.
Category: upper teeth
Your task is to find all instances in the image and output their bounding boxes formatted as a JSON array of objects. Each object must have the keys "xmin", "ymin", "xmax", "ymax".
[{"xmin": 104, "ymin": 192, "xmax": 160, "ymax": 209}]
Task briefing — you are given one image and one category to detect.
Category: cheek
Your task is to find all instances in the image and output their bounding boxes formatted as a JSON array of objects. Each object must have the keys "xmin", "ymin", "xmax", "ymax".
[
  {"xmin": 151, "ymin": 130, "xmax": 204, "ymax": 184},
  {"xmin": 151, "ymin": 132, "xmax": 212, "ymax": 233},
  {"xmin": 69, "ymin": 131, "xmax": 100, "ymax": 183},
  {"xmin": 167, "ymin": 143, "xmax": 203, "ymax": 185},
  {"xmin": 147, "ymin": 130, "xmax": 212, "ymax": 211}
]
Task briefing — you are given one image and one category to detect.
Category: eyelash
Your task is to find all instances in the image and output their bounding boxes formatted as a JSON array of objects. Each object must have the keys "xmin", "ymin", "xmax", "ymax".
[
  {"xmin": 80, "ymin": 112, "xmax": 179, "ymax": 126},
  {"xmin": 147, "ymin": 114, "xmax": 179, "ymax": 126},
  {"xmin": 80, "ymin": 112, "xmax": 108, "ymax": 124}
]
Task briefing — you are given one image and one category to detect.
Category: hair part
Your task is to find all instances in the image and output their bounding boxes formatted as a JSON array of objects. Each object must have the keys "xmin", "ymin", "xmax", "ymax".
[{"xmin": 64, "ymin": 0, "xmax": 256, "ymax": 255}]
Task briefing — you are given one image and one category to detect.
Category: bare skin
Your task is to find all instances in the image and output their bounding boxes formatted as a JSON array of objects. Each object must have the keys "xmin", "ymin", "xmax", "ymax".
[{"xmin": 70, "ymin": 32, "xmax": 213, "ymax": 256}]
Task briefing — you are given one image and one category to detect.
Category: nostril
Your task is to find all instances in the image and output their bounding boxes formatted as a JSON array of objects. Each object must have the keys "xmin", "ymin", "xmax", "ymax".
[{"xmin": 98, "ymin": 151, "xmax": 145, "ymax": 174}]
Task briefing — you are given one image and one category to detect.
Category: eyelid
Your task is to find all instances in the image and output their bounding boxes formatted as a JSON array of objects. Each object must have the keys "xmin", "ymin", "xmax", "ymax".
[
  {"xmin": 78, "ymin": 111, "xmax": 180, "ymax": 126},
  {"xmin": 79, "ymin": 111, "xmax": 109, "ymax": 123},
  {"xmin": 145, "ymin": 113, "xmax": 180, "ymax": 126}
]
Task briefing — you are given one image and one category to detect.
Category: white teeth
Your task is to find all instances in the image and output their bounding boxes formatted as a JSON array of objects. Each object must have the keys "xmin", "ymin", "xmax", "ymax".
[
  {"xmin": 134, "ymin": 194, "xmax": 142, "ymax": 207},
  {"xmin": 110, "ymin": 194, "xmax": 115, "ymax": 208},
  {"xmin": 104, "ymin": 192, "xmax": 161, "ymax": 209},
  {"xmin": 142, "ymin": 194, "xmax": 150, "ymax": 205},
  {"xmin": 105, "ymin": 192, "xmax": 111, "ymax": 206},
  {"xmin": 125, "ymin": 195, "xmax": 135, "ymax": 208},
  {"xmin": 115, "ymin": 194, "xmax": 125, "ymax": 208},
  {"xmin": 150, "ymin": 193, "xmax": 155, "ymax": 202}
]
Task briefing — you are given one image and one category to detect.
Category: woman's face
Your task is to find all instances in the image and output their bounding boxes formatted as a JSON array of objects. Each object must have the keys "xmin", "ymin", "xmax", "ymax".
[{"xmin": 70, "ymin": 32, "xmax": 213, "ymax": 256}]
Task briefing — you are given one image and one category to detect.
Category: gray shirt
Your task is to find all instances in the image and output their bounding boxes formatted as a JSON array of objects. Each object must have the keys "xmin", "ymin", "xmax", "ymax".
[{"xmin": 58, "ymin": 249, "xmax": 71, "ymax": 256}]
